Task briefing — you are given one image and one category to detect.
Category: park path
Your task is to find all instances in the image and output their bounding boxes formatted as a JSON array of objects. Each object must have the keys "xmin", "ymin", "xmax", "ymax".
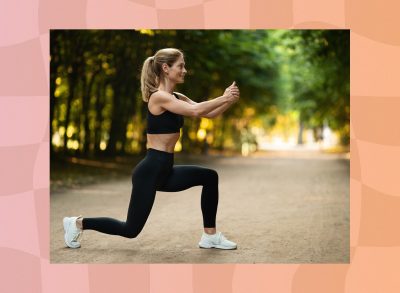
[{"xmin": 51, "ymin": 150, "xmax": 349, "ymax": 264}]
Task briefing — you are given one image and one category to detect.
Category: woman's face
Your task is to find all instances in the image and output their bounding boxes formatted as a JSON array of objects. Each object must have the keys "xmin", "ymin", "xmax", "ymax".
[{"xmin": 167, "ymin": 55, "xmax": 187, "ymax": 84}]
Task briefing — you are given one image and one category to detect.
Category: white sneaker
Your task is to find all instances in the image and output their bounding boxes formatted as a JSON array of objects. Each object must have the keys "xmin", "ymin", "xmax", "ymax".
[
  {"xmin": 63, "ymin": 216, "xmax": 83, "ymax": 248},
  {"xmin": 198, "ymin": 232, "xmax": 237, "ymax": 250}
]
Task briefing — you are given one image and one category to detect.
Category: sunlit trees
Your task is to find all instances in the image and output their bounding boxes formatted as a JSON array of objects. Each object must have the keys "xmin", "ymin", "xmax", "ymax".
[{"xmin": 50, "ymin": 29, "xmax": 349, "ymax": 158}]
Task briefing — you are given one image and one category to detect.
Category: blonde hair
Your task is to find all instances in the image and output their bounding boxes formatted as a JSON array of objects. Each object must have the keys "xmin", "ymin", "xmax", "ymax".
[{"xmin": 140, "ymin": 48, "xmax": 184, "ymax": 102}]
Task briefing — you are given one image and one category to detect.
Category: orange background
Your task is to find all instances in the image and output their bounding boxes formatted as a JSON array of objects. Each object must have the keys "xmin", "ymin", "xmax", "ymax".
[{"xmin": 1, "ymin": 0, "xmax": 399, "ymax": 292}]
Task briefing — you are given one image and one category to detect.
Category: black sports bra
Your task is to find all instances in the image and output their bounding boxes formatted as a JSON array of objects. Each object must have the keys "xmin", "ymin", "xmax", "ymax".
[{"xmin": 146, "ymin": 91, "xmax": 184, "ymax": 134}]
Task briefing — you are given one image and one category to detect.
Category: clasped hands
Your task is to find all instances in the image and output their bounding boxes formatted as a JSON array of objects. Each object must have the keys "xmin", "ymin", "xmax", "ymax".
[{"xmin": 224, "ymin": 81, "xmax": 240, "ymax": 103}]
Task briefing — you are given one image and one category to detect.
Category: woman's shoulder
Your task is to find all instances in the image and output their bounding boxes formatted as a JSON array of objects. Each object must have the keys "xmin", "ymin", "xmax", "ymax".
[
  {"xmin": 148, "ymin": 91, "xmax": 177, "ymax": 109},
  {"xmin": 151, "ymin": 90, "xmax": 180, "ymax": 101},
  {"xmin": 149, "ymin": 90, "xmax": 166, "ymax": 100},
  {"xmin": 151, "ymin": 90, "xmax": 174, "ymax": 97}
]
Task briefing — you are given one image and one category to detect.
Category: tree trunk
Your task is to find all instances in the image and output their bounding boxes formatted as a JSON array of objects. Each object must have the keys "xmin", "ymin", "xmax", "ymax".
[
  {"xmin": 105, "ymin": 83, "xmax": 122, "ymax": 156},
  {"xmin": 94, "ymin": 83, "xmax": 105, "ymax": 156},
  {"xmin": 63, "ymin": 72, "xmax": 77, "ymax": 154},
  {"xmin": 297, "ymin": 120, "xmax": 304, "ymax": 145},
  {"xmin": 82, "ymin": 69, "xmax": 100, "ymax": 156},
  {"xmin": 50, "ymin": 34, "xmax": 59, "ymax": 156}
]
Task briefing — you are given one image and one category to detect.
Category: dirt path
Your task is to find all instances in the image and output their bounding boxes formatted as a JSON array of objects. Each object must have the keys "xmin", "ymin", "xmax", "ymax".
[{"xmin": 51, "ymin": 151, "xmax": 349, "ymax": 263}]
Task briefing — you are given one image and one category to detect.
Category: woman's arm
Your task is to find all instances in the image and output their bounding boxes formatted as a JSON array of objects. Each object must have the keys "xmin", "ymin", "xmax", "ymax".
[
  {"xmin": 174, "ymin": 90, "xmax": 238, "ymax": 119},
  {"xmin": 154, "ymin": 91, "xmax": 232, "ymax": 118},
  {"xmin": 173, "ymin": 92, "xmax": 197, "ymax": 105},
  {"xmin": 202, "ymin": 100, "xmax": 235, "ymax": 118}
]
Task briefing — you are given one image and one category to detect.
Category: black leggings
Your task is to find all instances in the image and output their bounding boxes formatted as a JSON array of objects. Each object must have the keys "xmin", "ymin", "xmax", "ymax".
[{"xmin": 82, "ymin": 148, "xmax": 219, "ymax": 238}]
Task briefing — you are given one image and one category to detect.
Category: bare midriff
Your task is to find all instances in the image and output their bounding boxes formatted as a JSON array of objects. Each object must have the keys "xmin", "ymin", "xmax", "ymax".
[{"xmin": 146, "ymin": 132, "xmax": 180, "ymax": 153}]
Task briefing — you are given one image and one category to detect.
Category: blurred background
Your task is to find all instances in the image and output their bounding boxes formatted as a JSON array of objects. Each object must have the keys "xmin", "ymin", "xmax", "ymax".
[{"xmin": 50, "ymin": 29, "xmax": 349, "ymax": 191}]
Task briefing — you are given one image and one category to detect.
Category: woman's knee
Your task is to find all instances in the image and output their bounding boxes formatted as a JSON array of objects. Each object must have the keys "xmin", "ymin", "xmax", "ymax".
[
  {"xmin": 125, "ymin": 232, "xmax": 138, "ymax": 239},
  {"xmin": 205, "ymin": 168, "xmax": 219, "ymax": 183},
  {"xmin": 124, "ymin": 225, "xmax": 142, "ymax": 239}
]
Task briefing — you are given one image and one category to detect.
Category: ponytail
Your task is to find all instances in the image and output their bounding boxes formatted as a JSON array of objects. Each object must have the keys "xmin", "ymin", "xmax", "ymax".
[{"xmin": 140, "ymin": 56, "xmax": 158, "ymax": 102}]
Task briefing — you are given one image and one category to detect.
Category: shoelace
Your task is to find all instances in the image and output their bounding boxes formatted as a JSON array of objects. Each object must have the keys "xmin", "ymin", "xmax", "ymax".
[
  {"xmin": 219, "ymin": 233, "xmax": 229, "ymax": 244},
  {"xmin": 213, "ymin": 232, "xmax": 223, "ymax": 244},
  {"xmin": 73, "ymin": 229, "xmax": 83, "ymax": 243}
]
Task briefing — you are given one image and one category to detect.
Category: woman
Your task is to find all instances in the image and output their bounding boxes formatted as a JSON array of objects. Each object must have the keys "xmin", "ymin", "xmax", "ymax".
[{"xmin": 63, "ymin": 48, "xmax": 240, "ymax": 250}]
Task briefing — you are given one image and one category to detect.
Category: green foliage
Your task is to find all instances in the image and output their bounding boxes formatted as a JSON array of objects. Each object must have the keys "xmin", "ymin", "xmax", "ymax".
[
  {"xmin": 274, "ymin": 30, "xmax": 350, "ymax": 143},
  {"xmin": 50, "ymin": 29, "xmax": 349, "ymax": 158}
]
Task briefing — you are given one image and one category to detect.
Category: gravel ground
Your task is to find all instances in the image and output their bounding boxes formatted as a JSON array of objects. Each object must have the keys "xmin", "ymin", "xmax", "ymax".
[{"xmin": 51, "ymin": 150, "xmax": 349, "ymax": 264}]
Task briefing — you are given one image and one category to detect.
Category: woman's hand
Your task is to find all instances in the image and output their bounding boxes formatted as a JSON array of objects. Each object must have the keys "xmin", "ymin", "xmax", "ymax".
[{"xmin": 224, "ymin": 81, "xmax": 240, "ymax": 103}]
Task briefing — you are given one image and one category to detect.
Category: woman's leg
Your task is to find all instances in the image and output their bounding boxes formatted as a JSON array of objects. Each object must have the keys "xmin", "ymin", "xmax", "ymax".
[
  {"xmin": 159, "ymin": 167, "xmax": 238, "ymax": 250},
  {"xmin": 82, "ymin": 157, "xmax": 160, "ymax": 238},
  {"xmin": 157, "ymin": 165, "xmax": 219, "ymax": 228}
]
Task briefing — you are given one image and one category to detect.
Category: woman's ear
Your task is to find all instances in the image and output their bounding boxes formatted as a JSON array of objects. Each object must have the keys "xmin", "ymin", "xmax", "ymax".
[{"xmin": 162, "ymin": 63, "xmax": 169, "ymax": 74}]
